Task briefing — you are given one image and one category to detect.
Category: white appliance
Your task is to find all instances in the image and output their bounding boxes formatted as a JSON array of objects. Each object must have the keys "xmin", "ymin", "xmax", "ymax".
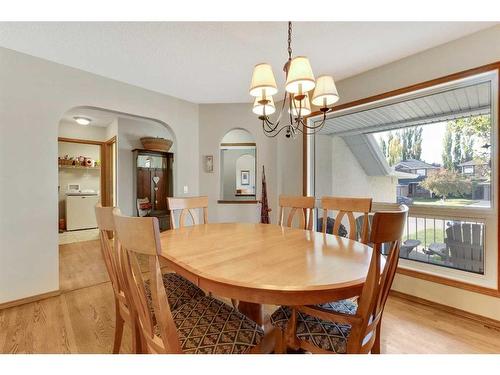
[{"xmin": 65, "ymin": 188, "xmax": 99, "ymax": 231}]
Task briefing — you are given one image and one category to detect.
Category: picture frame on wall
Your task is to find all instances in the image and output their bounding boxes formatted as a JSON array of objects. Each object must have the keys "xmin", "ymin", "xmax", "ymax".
[
  {"xmin": 204, "ymin": 155, "xmax": 214, "ymax": 173},
  {"xmin": 241, "ymin": 170, "xmax": 250, "ymax": 185}
]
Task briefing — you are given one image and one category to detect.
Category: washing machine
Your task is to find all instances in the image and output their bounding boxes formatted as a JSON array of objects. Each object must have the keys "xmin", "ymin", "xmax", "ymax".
[{"xmin": 65, "ymin": 188, "xmax": 100, "ymax": 231}]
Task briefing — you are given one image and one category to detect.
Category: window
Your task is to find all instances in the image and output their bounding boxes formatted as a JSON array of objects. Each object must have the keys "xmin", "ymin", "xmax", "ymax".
[
  {"xmin": 308, "ymin": 69, "xmax": 498, "ymax": 288},
  {"xmin": 463, "ymin": 166, "xmax": 474, "ymax": 174},
  {"xmin": 219, "ymin": 129, "xmax": 257, "ymax": 202}
]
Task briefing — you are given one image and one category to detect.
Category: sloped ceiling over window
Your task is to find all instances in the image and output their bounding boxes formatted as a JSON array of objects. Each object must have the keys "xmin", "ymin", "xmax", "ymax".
[
  {"xmin": 318, "ymin": 75, "xmax": 493, "ymax": 137},
  {"xmin": 315, "ymin": 71, "xmax": 496, "ymax": 178},
  {"xmin": 342, "ymin": 134, "xmax": 392, "ymax": 176}
]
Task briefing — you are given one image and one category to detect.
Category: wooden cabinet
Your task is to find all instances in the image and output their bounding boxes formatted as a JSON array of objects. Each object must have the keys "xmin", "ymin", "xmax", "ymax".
[{"xmin": 132, "ymin": 149, "xmax": 174, "ymax": 231}]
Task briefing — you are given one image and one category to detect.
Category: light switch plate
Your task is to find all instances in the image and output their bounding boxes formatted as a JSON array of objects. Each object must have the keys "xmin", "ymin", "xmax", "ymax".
[{"xmin": 183, "ymin": 185, "xmax": 189, "ymax": 194}]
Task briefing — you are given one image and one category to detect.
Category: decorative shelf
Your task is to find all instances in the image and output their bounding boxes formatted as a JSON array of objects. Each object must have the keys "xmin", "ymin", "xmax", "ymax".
[{"xmin": 59, "ymin": 165, "xmax": 101, "ymax": 170}]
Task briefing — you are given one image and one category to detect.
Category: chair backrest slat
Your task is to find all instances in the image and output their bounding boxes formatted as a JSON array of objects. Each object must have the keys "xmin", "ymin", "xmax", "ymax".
[
  {"xmin": 95, "ymin": 205, "xmax": 125, "ymax": 301},
  {"xmin": 168, "ymin": 196, "xmax": 209, "ymax": 229},
  {"xmin": 321, "ymin": 196, "xmax": 372, "ymax": 243},
  {"xmin": 348, "ymin": 205, "xmax": 408, "ymax": 354},
  {"xmin": 113, "ymin": 211, "xmax": 181, "ymax": 354},
  {"xmin": 445, "ymin": 222, "xmax": 484, "ymax": 272},
  {"xmin": 278, "ymin": 195, "xmax": 315, "ymax": 230}
]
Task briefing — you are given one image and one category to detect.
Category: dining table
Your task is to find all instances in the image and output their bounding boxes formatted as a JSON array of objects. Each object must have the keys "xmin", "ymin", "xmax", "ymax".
[{"xmin": 159, "ymin": 222, "xmax": 374, "ymax": 326}]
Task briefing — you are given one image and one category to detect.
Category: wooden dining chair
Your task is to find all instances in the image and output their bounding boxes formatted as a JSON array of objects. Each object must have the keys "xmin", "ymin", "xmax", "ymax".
[
  {"xmin": 95, "ymin": 204, "xmax": 139, "ymax": 354},
  {"xmin": 167, "ymin": 196, "xmax": 208, "ymax": 229},
  {"xmin": 321, "ymin": 196, "xmax": 373, "ymax": 244},
  {"xmin": 271, "ymin": 205, "xmax": 408, "ymax": 354},
  {"xmin": 95, "ymin": 204, "xmax": 205, "ymax": 354},
  {"xmin": 167, "ymin": 195, "xmax": 238, "ymax": 308},
  {"xmin": 278, "ymin": 195, "xmax": 315, "ymax": 230},
  {"xmin": 112, "ymin": 211, "xmax": 264, "ymax": 354}
]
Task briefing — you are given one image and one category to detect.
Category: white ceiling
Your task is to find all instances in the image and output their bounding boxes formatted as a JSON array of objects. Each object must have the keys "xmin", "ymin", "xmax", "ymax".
[{"xmin": 0, "ymin": 22, "xmax": 496, "ymax": 103}]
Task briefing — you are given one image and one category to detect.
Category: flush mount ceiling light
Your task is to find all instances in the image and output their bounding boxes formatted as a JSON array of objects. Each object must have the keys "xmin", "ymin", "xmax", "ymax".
[
  {"xmin": 73, "ymin": 116, "xmax": 91, "ymax": 126},
  {"xmin": 249, "ymin": 22, "xmax": 339, "ymax": 138}
]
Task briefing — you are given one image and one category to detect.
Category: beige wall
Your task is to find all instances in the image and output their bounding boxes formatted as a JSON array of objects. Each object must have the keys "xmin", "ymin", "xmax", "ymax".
[
  {"xmin": 309, "ymin": 25, "xmax": 500, "ymax": 320},
  {"xmin": 58, "ymin": 121, "xmax": 108, "ymax": 142},
  {"xmin": 0, "ymin": 47, "xmax": 199, "ymax": 304},
  {"xmin": 330, "ymin": 136, "xmax": 396, "ymax": 202},
  {"xmin": 198, "ymin": 103, "xmax": 279, "ymax": 223}
]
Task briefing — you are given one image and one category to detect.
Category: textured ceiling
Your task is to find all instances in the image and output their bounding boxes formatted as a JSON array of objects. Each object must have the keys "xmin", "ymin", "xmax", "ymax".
[{"xmin": 0, "ymin": 22, "xmax": 496, "ymax": 103}]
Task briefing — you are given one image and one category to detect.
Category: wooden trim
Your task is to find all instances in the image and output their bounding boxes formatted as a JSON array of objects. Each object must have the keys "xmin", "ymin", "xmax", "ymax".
[
  {"xmin": 303, "ymin": 61, "xmax": 500, "ymax": 297},
  {"xmin": 390, "ymin": 290, "xmax": 500, "ymax": 331},
  {"xmin": 58, "ymin": 137, "xmax": 104, "ymax": 146},
  {"xmin": 131, "ymin": 148, "xmax": 174, "ymax": 156},
  {"xmin": 497, "ymin": 69, "xmax": 500, "ymax": 293},
  {"xmin": 100, "ymin": 143, "xmax": 105, "ymax": 205},
  {"xmin": 220, "ymin": 142, "xmax": 256, "ymax": 147},
  {"xmin": 0, "ymin": 290, "xmax": 60, "ymax": 310},
  {"xmin": 58, "ymin": 136, "xmax": 109, "ymax": 207},
  {"xmin": 307, "ymin": 61, "xmax": 500, "ymax": 119},
  {"xmin": 217, "ymin": 200, "xmax": 259, "ymax": 204},
  {"xmin": 102, "ymin": 136, "xmax": 116, "ymax": 207},
  {"xmin": 397, "ymin": 267, "xmax": 500, "ymax": 297}
]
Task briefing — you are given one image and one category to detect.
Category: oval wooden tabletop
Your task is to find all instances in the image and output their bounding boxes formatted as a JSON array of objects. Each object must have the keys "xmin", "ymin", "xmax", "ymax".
[{"xmin": 159, "ymin": 223, "xmax": 374, "ymax": 305}]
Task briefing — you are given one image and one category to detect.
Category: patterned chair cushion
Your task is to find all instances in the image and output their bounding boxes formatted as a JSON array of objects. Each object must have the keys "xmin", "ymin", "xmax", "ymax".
[
  {"xmin": 156, "ymin": 296, "xmax": 264, "ymax": 354},
  {"xmin": 314, "ymin": 298, "xmax": 357, "ymax": 315},
  {"xmin": 144, "ymin": 272, "xmax": 205, "ymax": 312},
  {"xmin": 270, "ymin": 306, "xmax": 352, "ymax": 353}
]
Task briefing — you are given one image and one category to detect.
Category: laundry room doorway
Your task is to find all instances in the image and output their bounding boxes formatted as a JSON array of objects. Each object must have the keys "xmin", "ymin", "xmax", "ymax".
[{"xmin": 58, "ymin": 138, "xmax": 114, "ymax": 246}]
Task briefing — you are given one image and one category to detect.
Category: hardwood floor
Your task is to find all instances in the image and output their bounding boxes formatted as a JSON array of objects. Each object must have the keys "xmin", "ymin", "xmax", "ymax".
[
  {"xmin": 0, "ymin": 239, "xmax": 499, "ymax": 354},
  {"xmin": 59, "ymin": 240, "xmax": 110, "ymax": 292}
]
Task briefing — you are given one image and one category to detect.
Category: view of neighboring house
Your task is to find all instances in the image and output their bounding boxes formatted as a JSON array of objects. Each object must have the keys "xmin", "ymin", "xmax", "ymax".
[
  {"xmin": 458, "ymin": 159, "xmax": 489, "ymax": 176},
  {"xmin": 458, "ymin": 159, "xmax": 491, "ymax": 200},
  {"xmin": 394, "ymin": 159, "xmax": 440, "ymax": 199}
]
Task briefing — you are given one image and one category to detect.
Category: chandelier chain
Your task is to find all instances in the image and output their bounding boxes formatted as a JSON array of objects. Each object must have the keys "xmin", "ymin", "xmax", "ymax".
[{"xmin": 287, "ymin": 21, "xmax": 292, "ymax": 60}]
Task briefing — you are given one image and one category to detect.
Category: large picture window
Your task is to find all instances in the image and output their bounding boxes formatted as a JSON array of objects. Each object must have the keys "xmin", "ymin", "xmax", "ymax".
[{"xmin": 307, "ymin": 69, "xmax": 498, "ymax": 289}]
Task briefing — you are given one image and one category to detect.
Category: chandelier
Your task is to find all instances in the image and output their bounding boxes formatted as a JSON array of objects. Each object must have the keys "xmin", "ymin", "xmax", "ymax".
[{"xmin": 249, "ymin": 22, "xmax": 340, "ymax": 138}]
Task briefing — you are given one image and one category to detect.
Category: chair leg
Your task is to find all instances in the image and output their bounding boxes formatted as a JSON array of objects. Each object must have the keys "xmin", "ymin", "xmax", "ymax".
[
  {"xmin": 113, "ymin": 302, "xmax": 124, "ymax": 354},
  {"xmin": 129, "ymin": 316, "xmax": 143, "ymax": 354},
  {"xmin": 231, "ymin": 298, "xmax": 239, "ymax": 310},
  {"xmin": 274, "ymin": 329, "xmax": 285, "ymax": 354},
  {"xmin": 372, "ymin": 323, "xmax": 381, "ymax": 354}
]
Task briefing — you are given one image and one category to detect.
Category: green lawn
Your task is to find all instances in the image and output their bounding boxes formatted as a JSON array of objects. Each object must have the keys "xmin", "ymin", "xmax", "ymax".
[
  {"xmin": 411, "ymin": 228, "xmax": 445, "ymax": 245},
  {"xmin": 412, "ymin": 197, "xmax": 478, "ymax": 206}
]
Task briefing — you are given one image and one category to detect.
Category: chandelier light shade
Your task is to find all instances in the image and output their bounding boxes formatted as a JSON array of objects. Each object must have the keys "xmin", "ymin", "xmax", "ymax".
[
  {"xmin": 253, "ymin": 95, "xmax": 276, "ymax": 116},
  {"xmin": 312, "ymin": 75, "xmax": 340, "ymax": 107},
  {"xmin": 289, "ymin": 93, "xmax": 311, "ymax": 117},
  {"xmin": 249, "ymin": 22, "xmax": 339, "ymax": 138},
  {"xmin": 285, "ymin": 56, "xmax": 316, "ymax": 94},
  {"xmin": 249, "ymin": 63, "xmax": 278, "ymax": 97}
]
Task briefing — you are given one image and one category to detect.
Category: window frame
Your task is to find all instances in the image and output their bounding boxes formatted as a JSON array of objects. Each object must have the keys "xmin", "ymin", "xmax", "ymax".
[{"xmin": 303, "ymin": 62, "xmax": 500, "ymax": 297}]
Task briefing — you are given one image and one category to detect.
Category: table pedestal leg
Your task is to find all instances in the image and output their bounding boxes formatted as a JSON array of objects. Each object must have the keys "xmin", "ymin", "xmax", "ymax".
[{"xmin": 238, "ymin": 301, "xmax": 263, "ymax": 326}]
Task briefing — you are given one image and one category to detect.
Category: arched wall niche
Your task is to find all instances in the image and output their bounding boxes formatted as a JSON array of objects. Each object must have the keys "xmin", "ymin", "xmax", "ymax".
[{"xmin": 219, "ymin": 128, "xmax": 257, "ymax": 202}]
